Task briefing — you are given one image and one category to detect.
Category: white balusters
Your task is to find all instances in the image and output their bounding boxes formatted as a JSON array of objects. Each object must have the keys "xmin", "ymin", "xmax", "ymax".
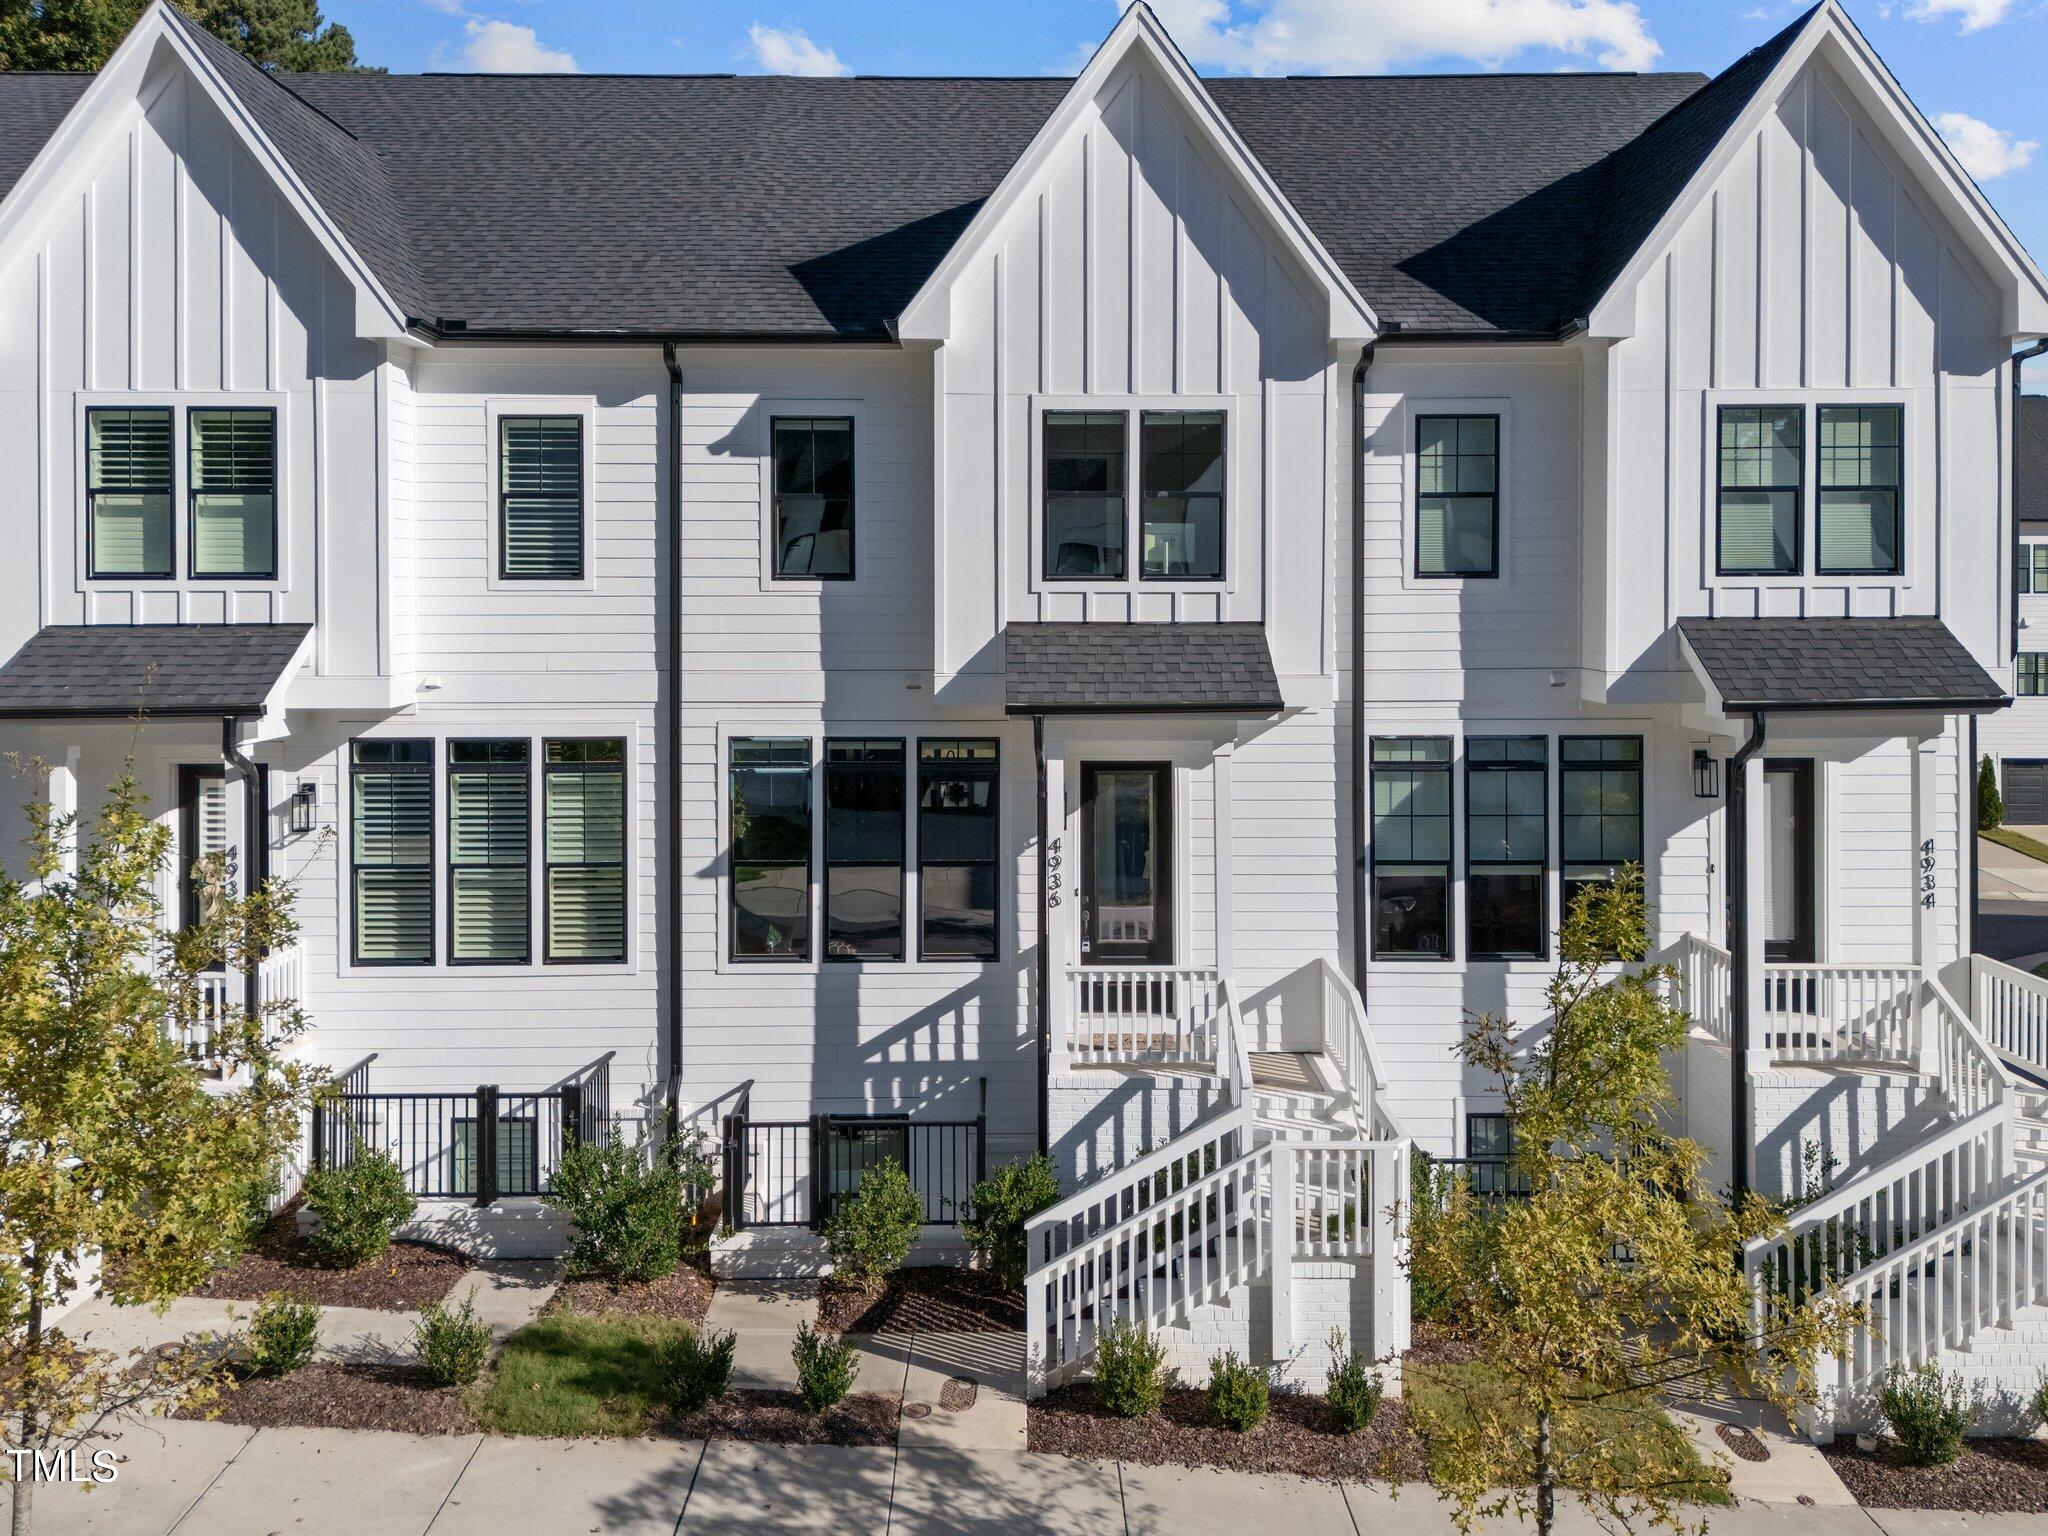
[
  {"xmin": 1970, "ymin": 953, "xmax": 2048, "ymax": 1080},
  {"xmin": 1063, "ymin": 965, "xmax": 1221, "ymax": 1066}
]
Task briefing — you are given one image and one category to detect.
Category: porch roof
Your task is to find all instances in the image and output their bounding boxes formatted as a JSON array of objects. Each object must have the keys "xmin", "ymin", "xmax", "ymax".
[
  {"xmin": 1676, "ymin": 616, "xmax": 2008, "ymax": 714},
  {"xmin": 1002, "ymin": 622, "xmax": 1284, "ymax": 715},
  {"xmin": 0, "ymin": 624, "xmax": 313, "ymax": 719}
]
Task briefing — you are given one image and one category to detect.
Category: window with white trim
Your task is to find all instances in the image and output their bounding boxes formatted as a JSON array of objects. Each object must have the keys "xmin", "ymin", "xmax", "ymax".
[
  {"xmin": 730, "ymin": 738, "xmax": 813, "ymax": 961},
  {"xmin": 448, "ymin": 740, "xmax": 531, "ymax": 965},
  {"xmin": 1717, "ymin": 406, "xmax": 1803, "ymax": 575},
  {"xmin": 544, "ymin": 740, "xmax": 626, "ymax": 964},
  {"xmin": 87, "ymin": 407, "xmax": 174, "ymax": 579},
  {"xmin": 1816, "ymin": 405, "xmax": 1902, "ymax": 576},
  {"xmin": 1371, "ymin": 737, "xmax": 1452, "ymax": 960},
  {"xmin": 189, "ymin": 408, "xmax": 277, "ymax": 578},
  {"xmin": 351, "ymin": 740, "xmax": 435, "ymax": 966},
  {"xmin": 919, "ymin": 740, "xmax": 1000, "ymax": 960},
  {"xmin": 499, "ymin": 416, "xmax": 584, "ymax": 580}
]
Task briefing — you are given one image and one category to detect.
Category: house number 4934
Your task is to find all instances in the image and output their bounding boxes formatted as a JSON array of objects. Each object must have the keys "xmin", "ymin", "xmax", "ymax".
[
  {"xmin": 1919, "ymin": 838, "xmax": 1937, "ymax": 910},
  {"xmin": 1046, "ymin": 837, "xmax": 1064, "ymax": 908}
]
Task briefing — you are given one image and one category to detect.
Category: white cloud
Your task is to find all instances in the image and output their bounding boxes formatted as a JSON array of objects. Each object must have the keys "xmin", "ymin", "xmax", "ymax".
[
  {"xmin": 1906, "ymin": 0, "xmax": 2020, "ymax": 31},
  {"xmin": 746, "ymin": 23, "xmax": 851, "ymax": 77},
  {"xmin": 1935, "ymin": 111, "xmax": 2038, "ymax": 181},
  {"xmin": 1140, "ymin": 0, "xmax": 1661, "ymax": 75},
  {"xmin": 460, "ymin": 19, "xmax": 579, "ymax": 73}
]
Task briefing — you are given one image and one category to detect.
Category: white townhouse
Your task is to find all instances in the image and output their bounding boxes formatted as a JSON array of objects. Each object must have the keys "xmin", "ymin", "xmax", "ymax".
[
  {"xmin": 1982, "ymin": 392, "xmax": 2048, "ymax": 809},
  {"xmin": 4, "ymin": 0, "xmax": 2048, "ymax": 1431}
]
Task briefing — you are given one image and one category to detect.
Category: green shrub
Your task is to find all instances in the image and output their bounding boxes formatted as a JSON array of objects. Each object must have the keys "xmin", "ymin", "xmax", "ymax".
[
  {"xmin": 546, "ymin": 1121, "xmax": 685, "ymax": 1282},
  {"xmin": 1207, "ymin": 1349, "xmax": 1269, "ymax": 1432},
  {"xmin": 247, "ymin": 1293, "xmax": 319, "ymax": 1378},
  {"xmin": 1980, "ymin": 755, "xmax": 2004, "ymax": 832},
  {"xmin": 1094, "ymin": 1318, "xmax": 1168, "ymax": 1419},
  {"xmin": 1880, "ymin": 1363, "xmax": 1976, "ymax": 1467},
  {"xmin": 1324, "ymin": 1328, "xmax": 1383, "ymax": 1432},
  {"xmin": 304, "ymin": 1152, "xmax": 415, "ymax": 1267},
  {"xmin": 412, "ymin": 1295, "xmax": 493, "ymax": 1387},
  {"xmin": 2034, "ymin": 1374, "xmax": 2048, "ymax": 1430},
  {"xmin": 823, "ymin": 1162, "xmax": 922, "ymax": 1288},
  {"xmin": 792, "ymin": 1322, "xmax": 858, "ymax": 1413},
  {"xmin": 659, "ymin": 1327, "xmax": 737, "ymax": 1412},
  {"xmin": 962, "ymin": 1155, "xmax": 1060, "ymax": 1290}
]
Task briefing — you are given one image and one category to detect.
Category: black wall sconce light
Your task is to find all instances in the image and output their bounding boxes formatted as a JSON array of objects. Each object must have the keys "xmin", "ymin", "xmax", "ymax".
[
  {"xmin": 290, "ymin": 781, "xmax": 318, "ymax": 835},
  {"xmin": 1693, "ymin": 749, "xmax": 1720, "ymax": 800}
]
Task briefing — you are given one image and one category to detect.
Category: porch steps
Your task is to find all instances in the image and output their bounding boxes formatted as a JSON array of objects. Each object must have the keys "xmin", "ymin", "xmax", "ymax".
[{"xmin": 1247, "ymin": 1051, "xmax": 1357, "ymax": 1141}]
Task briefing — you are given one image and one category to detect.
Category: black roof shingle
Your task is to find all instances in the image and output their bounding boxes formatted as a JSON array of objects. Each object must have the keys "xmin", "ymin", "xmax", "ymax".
[
  {"xmin": 2019, "ymin": 394, "xmax": 2048, "ymax": 534},
  {"xmin": 1004, "ymin": 623, "xmax": 1283, "ymax": 714},
  {"xmin": 1677, "ymin": 617, "xmax": 2007, "ymax": 713},
  {"xmin": 0, "ymin": 625, "xmax": 312, "ymax": 718}
]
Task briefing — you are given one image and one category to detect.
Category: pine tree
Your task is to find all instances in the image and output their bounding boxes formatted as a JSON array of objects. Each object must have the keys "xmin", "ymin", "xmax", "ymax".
[
  {"xmin": 0, "ymin": 0, "xmax": 368, "ymax": 74},
  {"xmin": 1979, "ymin": 755, "xmax": 2004, "ymax": 832}
]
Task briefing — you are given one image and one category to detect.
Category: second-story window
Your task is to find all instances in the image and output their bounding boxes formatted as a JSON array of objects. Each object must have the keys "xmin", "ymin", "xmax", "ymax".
[
  {"xmin": 1817, "ymin": 406, "xmax": 1903, "ymax": 576},
  {"xmin": 189, "ymin": 409, "xmax": 277, "ymax": 578},
  {"xmin": 2023, "ymin": 544, "xmax": 2048, "ymax": 594},
  {"xmin": 1467, "ymin": 736, "xmax": 1546, "ymax": 960},
  {"xmin": 2020, "ymin": 655, "xmax": 2048, "ymax": 696},
  {"xmin": 772, "ymin": 417, "xmax": 854, "ymax": 579},
  {"xmin": 824, "ymin": 739, "xmax": 905, "ymax": 960},
  {"xmin": 1415, "ymin": 414, "xmax": 1498, "ymax": 577},
  {"xmin": 500, "ymin": 416, "xmax": 584, "ymax": 580},
  {"xmin": 1140, "ymin": 411, "xmax": 1225, "ymax": 581},
  {"xmin": 1718, "ymin": 406, "xmax": 1802, "ymax": 575},
  {"xmin": 448, "ymin": 740, "xmax": 530, "ymax": 965},
  {"xmin": 87, "ymin": 407, "xmax": 174, "ymax": 579},
  {"xmin": 1044, "ymin": 411, "xmax": 1127, "ymax": 580}
]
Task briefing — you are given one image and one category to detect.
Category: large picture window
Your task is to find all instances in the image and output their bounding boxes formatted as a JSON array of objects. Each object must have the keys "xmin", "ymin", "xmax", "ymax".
[
  {"xmin": 1044, "ymin": 412, "xmax": 1127, "ymax": 580},
  {"xmin": 543, "ymin": 740, "xmax": 625, "ymax": 964},
  {"xmin": 772, "ymin": 417, "xmax": 855, "ymax": 579},
  {"xmin": 351, "ymin": 740, "xmax": 434, "ymax": 966},
  {"xmin": 1466, "ymin": 736, "xmax": 1546, "ymax": 960},
  {"xmin": 1559, "ymin": 736, "xmax": 1643, "ymax": 914},
  {"xmin": 448, "ymin": 740, "xmax": 531, "ymax": 965},
  {"xmin": 1816, "ymin": 405, "xmax": 1903, "ymax": 575},
  {"xmin": 1139, "ymin": 410, "xmax": 1224, "ymax": 581},
  {"xmin": 1415, "ymin": 414, "xmax": 1498, "ymax": 578},
  {"xmin": 1718, "ymin": 406, "xmax": 1803, "ymax": 575},
  {"xmin": 1371, "ymin": 737, "xmax": 1452, "ymax": 959},
  {"xmin": 499, "ymin": 415, "xmax": 584, "ymax": 580},
  {"xmin": 918, "ymin": 740, "xmax": 1000, "ymax": 960},
  {"xmin": 87, "ymin": 407, "xmax": 174, "ymax": 579},
  {"xmin": 824, "ymin": 739, "xmax": 905, "ymax": 961},
  {"xmin": 730, "ymin": 738, "xmax": 812, "ymax": 961},
  {"xmin": 189, "ymin": 408, "xmax": 277, "ymax": 578}
]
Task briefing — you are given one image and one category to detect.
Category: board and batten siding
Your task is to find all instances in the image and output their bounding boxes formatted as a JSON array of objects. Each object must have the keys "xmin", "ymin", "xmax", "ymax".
[{"xmin": 1598, "ymin": 54, "xmax": 2013, "ymax": 692}]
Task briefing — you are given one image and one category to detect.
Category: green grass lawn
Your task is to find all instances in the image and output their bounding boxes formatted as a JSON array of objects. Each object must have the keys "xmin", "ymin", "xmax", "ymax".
[
  {"xmin": 482, "ymin": 1314, "xmax": 691, "ymax": 1437},
  {"xmin": 1982, "ymin": 825, "xmax": 2048, "ymax": 865},
  {"xmin": 1404, "ymin": 1361, "xmax": 1732, "ymax": 1507}
]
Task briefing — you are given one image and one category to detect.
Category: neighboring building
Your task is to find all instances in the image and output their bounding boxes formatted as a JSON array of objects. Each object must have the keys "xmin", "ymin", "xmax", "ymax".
[
  {"xmin": 1980, "ymin": 393, "xmax": 2048, "ymax": 816},
  {"xmin": 2, "ymin": 1, "xmax": 2047, "ymax": 1432}
]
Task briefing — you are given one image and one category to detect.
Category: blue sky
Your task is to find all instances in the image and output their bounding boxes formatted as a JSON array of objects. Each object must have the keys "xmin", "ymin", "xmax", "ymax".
[{"xmin": 335, "ymin": 0, "xmax": 2047, "ymax": 385}]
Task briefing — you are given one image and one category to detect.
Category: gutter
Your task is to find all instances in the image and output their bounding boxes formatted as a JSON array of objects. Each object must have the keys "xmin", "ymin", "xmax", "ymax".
[
  {"xmin": 1350, "ymin": 345, "xmax": 1374, "ymax": 998},
  {"xmin": 1726, "ymin": 710, "xmax": 1767, "ymax": 1203},
  {"xmin": 662, "ymin": 341, "xmax": 685, "ymax": 1147},
  {"xmin": 2014, "ymin": 339, "xmax": 2048, "ymax": 664},
  {"xmin": 221, "ymin": 714, "xmax": 265, "ymax": 1018}
]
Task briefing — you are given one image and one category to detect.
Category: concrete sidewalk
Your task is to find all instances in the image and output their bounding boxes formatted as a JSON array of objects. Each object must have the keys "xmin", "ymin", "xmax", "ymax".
[{"xmin": 18, "ymin": 1414, "xmax": 2045, "ymax": 1536}]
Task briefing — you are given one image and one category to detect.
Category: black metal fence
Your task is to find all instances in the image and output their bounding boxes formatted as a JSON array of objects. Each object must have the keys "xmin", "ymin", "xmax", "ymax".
[
  {"xmin": 721, "ymin": 1078, "xmax": 987, "ymax": 1231},
  {"xmin": 312, "ymin": 1052, "xmax": 614, "ymax": 1207}
]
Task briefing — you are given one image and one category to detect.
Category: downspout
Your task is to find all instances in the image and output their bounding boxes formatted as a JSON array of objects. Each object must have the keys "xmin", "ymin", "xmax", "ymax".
[
  {"xmin": 222, "ymin": 714, "xmax": 264, "ymax": 1018},
  {"xmin": 663, "ymin": 341, "xmax": 685, "ymax": 1146},
  {"xmin": 1349, "ymin": 344, "xmax": 1375, "ymax": 997},
  {"xmin": 2013, "ymin": 340, "xmax": 2048, "ymax": 663},
  {"xmin": 1726, "ymin": 709, "xmax": 1767, "ymax": 1203},
  {"xmin": 1035, "ymin": 712, "xmax": 1050, "ymax": 1157}
]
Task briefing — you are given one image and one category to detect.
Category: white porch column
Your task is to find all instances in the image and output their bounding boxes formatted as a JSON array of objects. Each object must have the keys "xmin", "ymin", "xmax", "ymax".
[
  {"xmin": 1213, "ymin": 741, "xmax": 1235, "ymax": 982},
  {"xmin": 1043, "ymin": 733, "xmax": 1070, "ymax": 1077},
  {"xmin": 47, "ymin": 747, "xmax": 79, "ymax": 879},
  {"xmin": 1911, "ymin": 733, "xmax": 1943, "ymax": 1075},
  {"xmin": 1739, "ymin": 751, "xmax": 1770, "ymax": 1080}
]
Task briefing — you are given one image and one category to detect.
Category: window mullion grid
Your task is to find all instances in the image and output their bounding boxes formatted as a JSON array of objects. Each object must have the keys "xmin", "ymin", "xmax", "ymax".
[
  {"xmin": 87, "ymin": 406, "xmax": 175, "ymax": 580},
  {"xmin": 1369, "ymin": 737, "xmax": 1453, "ymax": 961},
  {"xmin": 824, "ymin": 738, "xmax": 906, "ymax": 963},
  {"xmin": 1466, "ymin": 738, "xmax": 1547, "ymax": 962},
  {"xmin": 916, "ymin": 739, "xmax": 1001, "ymax": 962}
]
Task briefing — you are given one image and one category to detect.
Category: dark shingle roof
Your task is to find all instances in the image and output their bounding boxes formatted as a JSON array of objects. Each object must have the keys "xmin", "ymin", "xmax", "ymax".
[
  {"xmin": 1004, "ymin": 623, "xmax": 1283, "ymax": 714},
  {"xmin": 0, "ymin": 74, "xmax": 88, "ymax": 195},
  {"xmin": 2020, "ymin": 395, "xmax": 2048, "ymax": 535},
  {"xmin": 0, "ymin": 625, "xmax": 312, "ymax": 717},
  {"xmin": 1677, "ymin": 617, "xmax": 2007, "ymax": 712}
]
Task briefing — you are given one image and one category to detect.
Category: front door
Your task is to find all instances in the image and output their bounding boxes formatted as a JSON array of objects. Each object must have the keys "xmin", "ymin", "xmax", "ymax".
[
  {"xmin": 1079, "ymin": 763, "xmax": 1173, "ymax": 965},
  {"xmin": 1760, "ymin": 759, "xmax": 1816, "ymax": 964}
]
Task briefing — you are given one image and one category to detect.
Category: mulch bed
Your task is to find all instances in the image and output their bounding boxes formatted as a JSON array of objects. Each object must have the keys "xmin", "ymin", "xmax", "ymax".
[
  {"xmin": 189, "ymin": 1210, "xmax": 470, "ymax": 1311},
  {"xmin": 818, "ymin": 1268, "xmax": 1025, "ymax": 1334},
  {"xmin": 1821, "ymin": 1438, "xmax": 2048, "ymax": 1512},
  {"xmin": 1028, "ymin": 1383, "xmax": 1429, "ymax": 1484},
  {"xmin": 181, "ymin": 1361, "xmax": 481, "ymax": 1436},
  {"xmin": 670, "ymin": 1389, "xmax": 901, "ymax": 1447},
  {"xmin": 551, "ymin": 1265, "xmax": 713, "ymax": 1324}
]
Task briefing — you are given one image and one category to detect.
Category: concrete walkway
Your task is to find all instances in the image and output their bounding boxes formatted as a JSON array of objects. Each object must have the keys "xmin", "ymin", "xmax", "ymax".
[
  {"xmin": 17, "ymin": 1415, "xmax": 2043, "ymax": 1535},
  {"xmin": 1979, "ymin": 833, "xmax": 2048, "ymax": 901}
]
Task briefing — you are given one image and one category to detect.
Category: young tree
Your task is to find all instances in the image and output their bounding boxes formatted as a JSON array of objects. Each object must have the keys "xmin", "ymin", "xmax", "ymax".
[
  {"xmin": 1405, "ymin": 868, "xmax": 1856, "ymax": 1536},
  {"xmin": 0, "ymin": 0, "xmax": 367, "ymax": 74},
  {"xmin": 0, "ymin": 765, "xmax": 316, "ymax": 1536},
  {"xmin": 1978, "ymin": 755, "xmax": 2004, "ymax": 832}
]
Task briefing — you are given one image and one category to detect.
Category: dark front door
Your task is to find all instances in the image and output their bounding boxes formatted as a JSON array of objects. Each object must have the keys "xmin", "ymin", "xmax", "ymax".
[
  {"xmin": 1079, "ymin": 763, "xmax": 1173, "ymax": 965},
  {"xmin": 1760, "ymin": 759, "xmax": 1816, "ymax": 964}
]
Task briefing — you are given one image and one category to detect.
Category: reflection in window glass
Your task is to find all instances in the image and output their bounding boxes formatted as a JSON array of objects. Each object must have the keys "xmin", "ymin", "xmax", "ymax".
[
  {"xmin": 1718, "ymin": 406, "xmax": 1802, "ymax": 574},
  {"xmin": 824, "ymin": 739, "xmax": 904, "ymax": 961},
  {"xmin": 773, "ymin": 417, "xmax": 854, "ymax": 578},
  {"xmin": 1044, "ymin": 412, "xmax": 1127, "ymax": 580},
  {"xmin": 730, "ymin": 739, "xmax": 812, "ymax": 960},
  {"xmin": 1467, "ymin": 736, "xmax": 1546, "ymax": 959},
  {"xmin": 1140, "ymin": 411, "xmax": 1224, "ymax": 580},
  {"xmin": 1371, "ymin": 737, "xmax": 1452, "ymax": 958},
  {"xmin": 1559, "ymin": 737, "xmax": 1642, "ymax": 916},
  {"xmin": 918, "ymin": 740, "xmax": 999, "ymax": 960},
  {"xmin": 1416, "ymin": 415, "xmax": 1498, "ymax": 577},
  {"xmin": 1817, "ymin": 406, "xmax": 1902, "ymax": 574}
]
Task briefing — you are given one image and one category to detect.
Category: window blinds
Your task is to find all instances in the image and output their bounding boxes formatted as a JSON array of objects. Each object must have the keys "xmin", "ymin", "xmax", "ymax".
[
  {"xmin": 352, "ymin": 743, "xmax": 434, "ymax": 964},
  {"xmin": 544, "ymin": 741, "xmax": 625, "ymax": 962},
  {"xmin": 449, "ymin": 742, "xmax": 530, "ymax": 963},
  {"xmin": 500, "ymin": 416, "xmax": 584, "ymax": 580},
  {"xmin": 88, "ymin": 409, "xmax": 173, "ymax": 577},
  {"xmin": 190, "ymin": 410, "xmax": 277, "ymax": 577}
]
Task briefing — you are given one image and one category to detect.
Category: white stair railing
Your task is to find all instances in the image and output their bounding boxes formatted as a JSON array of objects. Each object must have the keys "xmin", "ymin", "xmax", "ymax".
[
  {"xmin": 1964, "ymin": 953, "xmax": 2048, "ymax": 1082},
  {"xmin": 1313, "ymin": 957, "xmax": 1409, "ymax": 1142},
  {"xmin": 1760, "ymin": 963, "xmax": 1921, "ymax": 1065},
  {"xmin": 1063, "ymin": 965, "xmax": 1223, "ymax": 1067},
  {"xmin": 1673, "ymin": 934, "xmax": 1733, "ymax": 1046}
]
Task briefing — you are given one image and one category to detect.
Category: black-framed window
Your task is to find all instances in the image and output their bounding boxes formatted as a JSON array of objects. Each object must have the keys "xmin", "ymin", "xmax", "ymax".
[
  {"xmin": 1415, "ymin": 414, "xmax": 1498, "ymax": 577},
  {"xmin": 452, "ymin": 1115, "xmax": 539, "ymax": 1198},
  {"xmin": 1467, "ymin": 736, "xmax": 1546, "ymax": 960},
  {"xmin": 499, "ymin": 415, "xmax": 584, "ymax": 580},
  {"xmin": 1817, "ymin": 405, "xmax": 1902, "ymax": 575},
  {"xmin": 543, "ymin": 739, "xmax": 625, "ymax": 964},
  {"xmin": 772, "ymin": 416, "xmax": 855, "ymax": 579},
  {"xmin": 1718, "ymin": 405, "xmax": 1803, "ymax": 575},
  {"xmin": 1371, "ymin": 737, "xmax": 1452, "ymax": 960},
  {"xmin": 87, "ymin": 407, "xmax": 174, "ymax": 579},
  {"xmin": 2020, "ymin": 655, "xmax": 2048, "ymax": 696},
  {"xmin": 2022, "ymin": 544, "xmax": 2048, "ymax": 594},
  {"xmin": 189, "ymin": 408, "xmax": 277, "ymax": 578},
  {"xmin": 1465, "ymin": 1112, "xmax": 1529, "ymax": 1195},
  {"xmin": 1559, "ymin": 736, "xmax": 1643, "ymax": 913},
  {"xmin": 351, "ymin": 739, "xmax": 434, "ymax": 966},
  {"xmin": 731, "ymin": 738, "xmax": 812, "ymax": 961},
  {"xmin": 448, "ymin": 740, "xmax": 530, "ymax": 965},
  {"xmin": 824, "ymin": 738, "xmax": 905, "ymax": 961},
  {"xmin": 918, "ymin": 739, "xmax": 1000, "ymax": 960},
  {"xmin": 1139, "ymin": 410, "xmax": 1224, "ymax": 581},
  {"xmin": 1044, "ymin": 411, "xmax": 1127, "ymax": 580}
]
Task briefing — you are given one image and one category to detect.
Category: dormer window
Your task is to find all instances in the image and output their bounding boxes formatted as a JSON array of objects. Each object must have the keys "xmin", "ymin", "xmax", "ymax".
[
  {"xmin": 1044, "ymin": 412, "xmax": 1127, "ymax": 580},
  {"xmin": 1717, "ymin": 406, "xmax": 1803, "ymax": 575},
  {"xmin": 87, "ymin": 408, "xmax": 173, "ymax": 579}
]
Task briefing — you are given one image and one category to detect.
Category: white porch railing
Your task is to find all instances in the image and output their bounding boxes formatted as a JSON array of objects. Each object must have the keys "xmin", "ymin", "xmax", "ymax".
[
  {"xmin": 1962, "ymin": 953, "xmax": 2048, "ymax": 1082},
  {"xmin": 1760, "ymin": 963, "xmax": 1921, "ymax": 1065},
  {"xmin": 1673, "ymin": 934, "xmax": 1733, "ymax": 1046},
  {"xmin": 1314, "ymin": 956, "xmax": 1409, "ymax": 1143},
  {"xmin": 178, "ymin": 945, "xmax": 304, "ymax": 1070},
  {"xmin": 1062, "ymin": 964, "xmax": 1222, "ymax": 1068}
]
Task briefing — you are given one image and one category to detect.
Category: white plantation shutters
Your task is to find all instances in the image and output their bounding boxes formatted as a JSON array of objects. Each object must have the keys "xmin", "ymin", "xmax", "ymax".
[
  {"xmin": 1817, "ymin": 406, "xmax": 1902, "ymax": 575},
  {"xmin": 88, "ymin": 408, "xmax": 174, "ymax": 577},
  {"xmin": 352, "ymin": 741, "xmax": 434, "ymax": 964},
  {"xmin": 179, "ymin": 767, "xmax": 233, "ymax": 932},
  {"xmin": 544, "ymin": 740, "xmax": 625, "ymax": 962},
  {"xmin": 1718, "ymin": 407, "xmax": 1802, "ymax": 574},
  {"xmin": 189, "ymin": 409, "xmax": 277, "ymax": 577},
  {"xmin": 500, "ymin": 416, "xmax": 584, "ymax": 580},
  {"xmin": 1415, "ymin": 415, "xmax": 1498, "ymax": 577},
  {"xmin": 449, "ymin": 741, "xmax": 531, "ymax": 963}
]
